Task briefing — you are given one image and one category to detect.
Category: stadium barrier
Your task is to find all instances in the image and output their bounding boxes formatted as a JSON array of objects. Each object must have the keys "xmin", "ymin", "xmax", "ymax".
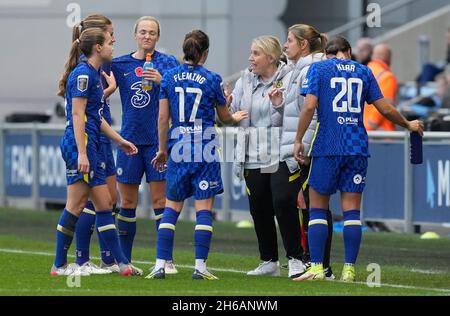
[{"xmin": 1, "ymin": 123, "xmax": 449, "ymax": 232}]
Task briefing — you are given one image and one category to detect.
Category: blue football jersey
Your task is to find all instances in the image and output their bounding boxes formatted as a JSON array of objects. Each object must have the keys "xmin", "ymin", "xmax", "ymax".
[
  {"xmin": 65, "ymin": 62, "xmax": 104, "ymax": 145},
  {"xmin": 301, "ymin": 58, "xmax": 383, "ymax": 157},
  {"xmin": 80, "ymin": 54, "xmax": 112, "ymax": 144},
  {"xmin": 159, "ymin": 63, "xmax": 227, "ymax": 153},
  {"xmin": 111, "ymin": 51, "xmax": 179, "ymax": 145}
]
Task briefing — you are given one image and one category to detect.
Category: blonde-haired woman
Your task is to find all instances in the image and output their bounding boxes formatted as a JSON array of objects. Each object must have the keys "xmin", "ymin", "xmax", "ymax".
[
  {"xmin": 229, "ymin": 35, "xmax": 297, "ymax": 278},
  {"xmin": 111, "ymin": 16, "xmax": 179, "ymax": 272},
  {"xmin": 269, "ymin": 24, "xmax": 334, "ymax": 279}
]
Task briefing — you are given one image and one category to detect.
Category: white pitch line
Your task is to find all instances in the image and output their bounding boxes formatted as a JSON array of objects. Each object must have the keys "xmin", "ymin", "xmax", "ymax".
[
  {"xmin": 410, "ymin": 268, "xmax": 444, "ymax": 275},
  {"xmin": 0, "ymin": 248, "xmax": 449, "ymax": 294}
]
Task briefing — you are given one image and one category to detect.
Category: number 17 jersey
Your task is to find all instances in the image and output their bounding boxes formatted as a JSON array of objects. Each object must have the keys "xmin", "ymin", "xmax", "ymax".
[
  {"xmin": 301, "ymin": 57, "xmax": 383, "ymax": 157},
  {"xmin": 160, "ymin": 63, "xmax": 227, "ymax": 151}
]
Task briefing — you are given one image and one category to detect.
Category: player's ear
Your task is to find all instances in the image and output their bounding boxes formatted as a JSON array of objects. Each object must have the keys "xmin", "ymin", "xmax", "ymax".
[
  {"xmin": 300, "ymin": 38, "xmax": 308, "ymax": 51},
  {"xmin": 94, "ymin": 43, "xmax": 102, "ymax": 54}
]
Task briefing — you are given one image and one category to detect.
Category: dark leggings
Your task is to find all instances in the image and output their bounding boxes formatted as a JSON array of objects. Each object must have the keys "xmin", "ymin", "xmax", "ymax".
[{"xmin": 244, "ymin": 162, "xmax": 303, "ymax": 262}]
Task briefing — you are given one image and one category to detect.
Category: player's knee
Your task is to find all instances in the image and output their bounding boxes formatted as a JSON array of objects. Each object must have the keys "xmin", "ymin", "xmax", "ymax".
[
  {"xmin": 120, "ymin": 195, "xmax": 138, "ymax": 208},
  {"xmin": 98, "ymin": 198, "xmax": 113, "ymax": 211},
  {"xmin": 152, "ymin": 196, "xmax": 166, "ymax": 208},
  {"xmin": 67, "ymin": 196, "xmax": 89, "ymax": 215}
]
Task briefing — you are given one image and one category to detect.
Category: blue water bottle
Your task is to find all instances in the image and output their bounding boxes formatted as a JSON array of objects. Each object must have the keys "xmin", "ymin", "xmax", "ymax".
[{"xmin": 410, "ymin": 132, "xmax": 423, "ymax": 164}]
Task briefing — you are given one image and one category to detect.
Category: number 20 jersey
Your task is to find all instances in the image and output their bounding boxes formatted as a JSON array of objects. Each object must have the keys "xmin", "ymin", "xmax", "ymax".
[
  {"xmin": 301, "ymin": 57, "xmax": 383, "ymax": 157},
  {"xmin": 111, "ymin": 51, "xmax": 179, "ymax": 145}
]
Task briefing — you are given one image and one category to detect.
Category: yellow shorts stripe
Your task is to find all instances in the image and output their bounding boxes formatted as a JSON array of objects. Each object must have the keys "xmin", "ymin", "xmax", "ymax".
[
  {"xmin": 344, "ymin": 220, "xmax": 362, "ymax": 226},
  {"xmin": 307, "ymin": 122, "xmax": 320, "ymax": 157},
  {"xmin": 309, "ymin": 219, "xmax": 328, "ymax": 226},
  {"xmin": 57, "ymin": 224, "xmax": 74, "ymax": 237},
  {"xmin": 195, "ymin": 225, "xmax": 213, "ymax": 232},
  {"xmin": 289, "ymin": 171, "xmax": 301, "ymax": 183},
  {"xmin": 302, "ymin": 157, "xmax": 314, "ymax": 191},
  {"xmin": 82, "ymin": 208, "xmax": 96, "ymax": 216},
  {"xmin": 116, "ymin": 214, "xmax": 137, "ymax": 223},
  {"xmin": 159, "ymin": 223, "xmax": 176, "ymax": 231},
  {"xmin": 246, "ymin": 186, "xmax": 251, "ymax": 196},
  {"xmin": 97, "ymin": 224, "xmax": 116, "ymax": 232},
  {"xmin": 82, "ymin": 132, "xmax": 89, "ymax": 184}
]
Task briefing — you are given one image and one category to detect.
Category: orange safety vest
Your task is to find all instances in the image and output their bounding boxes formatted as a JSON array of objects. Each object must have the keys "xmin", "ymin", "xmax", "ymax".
[{"xmin": 364, "ymin": 60, "xmax": 398, "ymax": 131}]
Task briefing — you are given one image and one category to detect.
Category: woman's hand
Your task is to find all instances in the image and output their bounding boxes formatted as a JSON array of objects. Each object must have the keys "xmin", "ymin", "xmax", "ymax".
[
  {"xmin": 407, "ymin": 120, "xmax": 424, "ymax": 136},
  {"xmin": 294, "ymin": 140, "xmax": 305, "ymax": 163},
  {"xmin": 268, "ymin": 87, "xmax": 284, "ymax": 107},
  {"xmin": 151, "ymin": 150, "xmax": 168, "ymax": 172},
  {"xmin": 102, "ymin": 71, "xmax": 117, "ymax": 91},
  {"xmin": 299, "ymin": 156, "xmax": 310, "ymax": 166},
  {"xmin": 143, "ymin": 68, "xmax": 162, "ymax": 85},
  {"xmin": 232, "ymin": 111, "xmax": 249, "ymax": 123},
  {"xmin": 119, "ymin": 139, "xmax": 138, "ymax": 156},
  {"xmin": 77, "ymin": 153, "xmax": 90, "ymax": 174},
  {"xmin": 224, "ymin": 81, "xmax": 233, "ymax": 107}
]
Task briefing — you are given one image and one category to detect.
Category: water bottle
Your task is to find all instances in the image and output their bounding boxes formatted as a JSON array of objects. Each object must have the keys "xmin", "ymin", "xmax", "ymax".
[
  {"xmin": 410, "ymin": 132, "xmax": 423, "ymax": 164},
  {"xmin": 142, "ymin": 53, "xmax": 154, "ymax": 91}
]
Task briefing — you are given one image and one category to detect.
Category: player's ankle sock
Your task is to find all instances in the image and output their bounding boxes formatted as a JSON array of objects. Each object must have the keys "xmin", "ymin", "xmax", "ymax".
[
  {"xmin": 54, "ymin": 209, "xmax": 78, "ymax": 268},
  {"xmin": 195, "ymin": 259, "xmax": 207, "ymax": 273},
  {"xmin": 343, "ymin": 210, "xmax": 362, "ymax": 265},
  {"xmin": 75, "ymin": 201, "xmax": 96, "ymax": 265},
  {"xmin": 98, "ymin": 233, "xmax": 114, "ymax": 265},
  {"xmin": 154, "ymin": 207, "xmax": 175, "ymax": 261},
  {"xmin": 308, "ymin": 208, "xmax": 328, "ymax": 264},
  {"xmin": 194, "ymin": 210, "xmax": 213, "ymax": 265},
  {"xmin": 96, "ymin": 210, "xmax": 129, "ymax": 265},
  {"xmin": 156, "ymin": 207, "xmax": 180, "ymax": 261},
  {"xmin": 154, "ymin": 208, "xmax": 164, "ymax": 231},
  {"xmin": 117, "ymin": 208, "xmax": 136, "ymax": 262},
  {"xmin": 155, "ymin": 259, "xmax": 166, "ymax": 271},
  {"xmin": 97, "ymin": 209, "xmax": 115, "ymax": 265}
]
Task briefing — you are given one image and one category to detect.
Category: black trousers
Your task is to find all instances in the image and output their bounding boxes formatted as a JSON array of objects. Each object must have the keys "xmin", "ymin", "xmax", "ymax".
[{"xmin": 244, "ymin": 162, "xmax": 303, "ymax": 262}]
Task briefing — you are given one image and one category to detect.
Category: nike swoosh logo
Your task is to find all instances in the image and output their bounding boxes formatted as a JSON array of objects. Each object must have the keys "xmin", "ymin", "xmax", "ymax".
[{"xmin": 124, "ymin": 72, "xmax": 131, "ymax": 76}]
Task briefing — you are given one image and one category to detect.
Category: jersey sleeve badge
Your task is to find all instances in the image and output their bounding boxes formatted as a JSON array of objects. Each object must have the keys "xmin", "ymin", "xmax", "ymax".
[{"xmin": 77, "ymin": 75, "xmax": 89, "ymax": 92}]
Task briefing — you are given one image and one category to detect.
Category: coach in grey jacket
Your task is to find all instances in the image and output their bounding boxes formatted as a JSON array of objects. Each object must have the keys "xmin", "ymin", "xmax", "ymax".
[
  {"xmin": 229, "ymin": 35, "xmax": 305, "ymax": 279},
  {"xmin": 268, "ymin": 24, "xmax": 335, "ymax": 279}
]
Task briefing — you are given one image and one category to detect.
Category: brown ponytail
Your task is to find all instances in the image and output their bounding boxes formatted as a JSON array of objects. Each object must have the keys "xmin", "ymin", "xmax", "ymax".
[
  {"xmin": 58, "ymin": 40, "xmax": 81, "ymax": 97},
  {"xmin": 182, "ymin": 30, "xmax": 209, "ymax": 65},
  {"xmin": 58, "ymin": 28, "xmax": 106, "ymax": 97},
  {"xmin": 288, "ymin": 24, "xmax": 327, "ymax": 54},
  {"xmin": 319, "ymin": 33, "xmax": 328, "ymax": 53}
]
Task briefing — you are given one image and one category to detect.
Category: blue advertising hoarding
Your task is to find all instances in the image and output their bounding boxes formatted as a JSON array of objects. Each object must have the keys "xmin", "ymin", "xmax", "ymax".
[
  {"xmin": 39, "ymin": 134, "xmax": 66, "ymax": 199},
  {"xmin": 4, "ymin": 133, "xmax": 33, "ymax": 197},
  {"xmin": 1, "ymin": 127, "xmax": 450, "ymax": 224},
  {"xmin": 412, "ymin": 145, "xmax": 450, "ymax": 223}
]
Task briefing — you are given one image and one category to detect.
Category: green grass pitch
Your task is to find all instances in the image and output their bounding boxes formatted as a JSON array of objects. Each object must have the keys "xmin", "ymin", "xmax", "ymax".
[{"xmin": 0, "ymin": 208, "xmax": 449, "ymax": 296}]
